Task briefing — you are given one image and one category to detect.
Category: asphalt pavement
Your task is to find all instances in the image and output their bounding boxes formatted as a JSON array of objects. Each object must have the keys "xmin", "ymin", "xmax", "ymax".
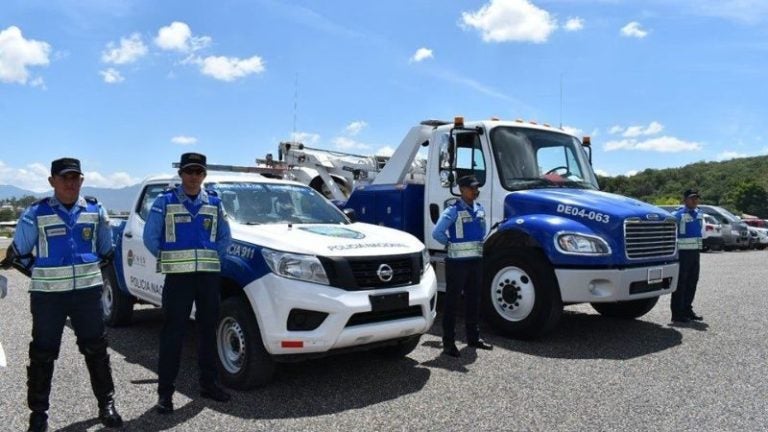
[{"xmin": 1, "ymin": 248, "xmax": 766, "ymax": 431}]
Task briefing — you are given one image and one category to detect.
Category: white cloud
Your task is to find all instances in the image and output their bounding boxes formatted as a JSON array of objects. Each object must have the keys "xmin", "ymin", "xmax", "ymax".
[
  {"xmin": 621, "ymin": 21, "xmax": 648, "ymax": 39},
  {"xmin": 99, "ymin": 68, "xmax": 124, "ymax": 84},
  {"xmin": 333, "ymin": 137, "xmax": 370, "ymax": 150},
  {"xmin": 594, "ymin": 169, "xmax": 611, "ymax": 177},
  {"xmin": 622, "ymin": 121, "xmax": 664, "ymax": 137},
  {"xmin": 154, "ymin": 21, "xmax": 211, "ymax": 53},
  {"xmin": 562, "ymin": 125, "xmax": 583, "ymax": 137},
  {"xmin": 609, "ymin": 125, "xmax": 624, "ymax": 135},
  {"xmin": 101, "ymin": 33, "xmax": 147, "ymax": 65},
  {"xmin": 0, "ymin": 26, "xmax": 51, "ymax": 85},
  {"xmin": 0, "ymin": 160, "xmax": 139, "ymax": 191},
  {"xmin": 376, "ymin": 146, "xmax": 395, "ymax": 157},
  {"xmin": 344, "ymin": 121, "xmax": 368, "ymax": 136},
  {"xmin": 461, "ymin": 0, "xmax": 557, "ymax": 44},
  {"xmin": 604, "ymin": 136, "xmax": 702, "ymax": 153},
  {"xmin": 290, "ymin": 132, "xmax": 320, "ymax": 146},
  {"xmin": 716, "ymin": 151, "xmax": 748, "ymax": 161},
  {"xmin": 171, "ymin": 135, "xmax": 197, "ymax": 145},
  {"xmin": 686, "ymin": 1, "xmax": 768, "ymax": 25},
  {"xmin": 83, "ymin": 171, "xmax": 139, "ymax": 188},
  {"xmin": 410, "ymin": 48, "xmax": 433, "ymax": 63},
  {"xmin": 197, "ymin": 55, "xmax": 265, "ymax": 81},
  {"xmin": 625, "ymin": 169, "xmax": 639, "ymax": 177},
  {"xmin": 564, "ymin": 17, "xmax": 584, "ymax": 32}
]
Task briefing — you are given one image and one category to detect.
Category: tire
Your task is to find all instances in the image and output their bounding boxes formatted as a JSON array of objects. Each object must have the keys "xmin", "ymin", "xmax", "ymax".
[
  {"xmin": 591, "ymin": 297, "xmax": 659, "ymax": 319},
  {"xmin": 482, "ymin": 249, "xmax": 562, "ymax": 340},
  {"xmin": 217, "ymin": 297, "xmax": 275, "ymax": 389},
  {"xmin": 374, "ymin": 335, "xmax": 422, "ymax": 358},
  {"xmin": 101, "ymin": 265, "xmax": 134, "ymax": 327}
]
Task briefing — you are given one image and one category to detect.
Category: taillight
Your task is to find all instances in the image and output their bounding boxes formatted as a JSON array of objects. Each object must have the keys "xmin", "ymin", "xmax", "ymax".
[{"xmin": 705, "ymin": 225, "xmax": 714, "ymax": 232}]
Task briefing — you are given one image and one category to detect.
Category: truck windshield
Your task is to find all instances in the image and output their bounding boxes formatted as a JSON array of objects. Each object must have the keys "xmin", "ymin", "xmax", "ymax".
[
  {"xmin": 208, "ymin": 182, "xmax": 349, "ymax": 225},
  {"xmin": 490, "ymin": 127, "xmax": 599, "ymax": 191}
]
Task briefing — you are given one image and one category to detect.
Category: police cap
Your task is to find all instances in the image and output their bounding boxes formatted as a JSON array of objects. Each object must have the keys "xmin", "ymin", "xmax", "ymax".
[
  {"xmin": 683, "ymin": 188, "xmax": 700, "ymax": 199},
  {"xmin": 457, "ymin": 175, "xmax": 480, "ymax": 189},
  {"xmin": 51, "ymin": 157, "xmax": 82, "ymax": 176},
  {"xmin": 180, "ymin": 152, "xmax": 207, "ymax": 170}
]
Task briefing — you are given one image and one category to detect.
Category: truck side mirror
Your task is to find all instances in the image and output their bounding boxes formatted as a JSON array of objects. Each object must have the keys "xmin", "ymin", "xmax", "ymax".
[
  {"xmin": 582, "ymin": 136, "xmax": 593, "ymax": 164},
  {"xmin": 343, "ymin": 208, "xmax": 357, "ymax": 222}
]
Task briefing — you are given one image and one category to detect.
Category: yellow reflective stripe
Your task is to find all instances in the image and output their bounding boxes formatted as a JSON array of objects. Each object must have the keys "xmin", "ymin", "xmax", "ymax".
[
  {"xmin": 37, "ymin": 214, "xmax": 62, "ymax": 227},
  {"xmin": 36, "ymin": 215, "xmax": 63, "ymax": 258},
  {"xmin": 678, "ymin": 237, "xmax": 702, "ymax": 250},
  {"xmin": 164, "ymin": 204, "xmax": 188, "ymax": 243},
  {"xmin": 161, "ymin": 249, "xmax": 197, "ymax": 261},
  {"xmin": 454, "ymin": 210, "xmax": 469, "ymax": 239},
  {"xmin": 78, "ymin": 212, "xmax": 100, "ymax": 223},
  {"xmin": 159, "ymin": 249, "xmax": 220, "ymax": 273},
  {"xmin": 199, "ymin": 205, "xmax": 219, "ymax": 242},
  {"xmin": 447, "ymin": 241, "xmax": 483, "ymax": 258},
  {"xmin": 30, "ymin": 263, "xmax": 102, "ymax": 292}
]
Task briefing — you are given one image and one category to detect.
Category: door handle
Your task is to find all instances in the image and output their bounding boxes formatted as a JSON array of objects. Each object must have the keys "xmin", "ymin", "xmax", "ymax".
[{"xmin": 124, "ymin": 232, "xmax": 133, "ymax": 239}]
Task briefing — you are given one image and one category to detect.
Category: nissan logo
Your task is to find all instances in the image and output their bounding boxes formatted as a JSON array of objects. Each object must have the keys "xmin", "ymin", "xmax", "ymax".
[{"xmin": 377, "ymin": 264, "xmax": 394, "ymax": 282}]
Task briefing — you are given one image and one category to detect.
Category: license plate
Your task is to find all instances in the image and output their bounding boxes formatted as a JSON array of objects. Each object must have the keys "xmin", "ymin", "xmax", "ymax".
[
  {"xmin": 370, "ymin": 292, "xmax": 409, "ymax": 312},
  {"xmin": 647, "ymin": 267, "xmax": 663, "ymax": 284}
]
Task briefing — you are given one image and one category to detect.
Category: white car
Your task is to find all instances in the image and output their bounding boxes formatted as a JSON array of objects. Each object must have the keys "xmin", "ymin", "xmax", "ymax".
[
  {"xmin": 702, "ymin": 213, "xmax": 724, "ymax": 252},
  {"xmin": 104, "ymin": 173, "xmax": 437, "ymax": 388},
  {"xmin": 747, "ymin": 226, "xmax": 768, "ymax": 250}
]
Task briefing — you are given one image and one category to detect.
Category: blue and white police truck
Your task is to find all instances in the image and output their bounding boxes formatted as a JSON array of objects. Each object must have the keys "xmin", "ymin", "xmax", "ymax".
[
  {"xmin": 102, "ymin": 172, "xmax": 437, "ymax": 388},
  {"xmin": 338, "ymin": 117, "xmax": 679, "ymax": 339}
]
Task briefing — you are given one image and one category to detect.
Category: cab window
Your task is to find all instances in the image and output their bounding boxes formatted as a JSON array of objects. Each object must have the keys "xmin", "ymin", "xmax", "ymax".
[{"xmin": 136, "ymin": 184, "xmax": 168, "ymax": 221}]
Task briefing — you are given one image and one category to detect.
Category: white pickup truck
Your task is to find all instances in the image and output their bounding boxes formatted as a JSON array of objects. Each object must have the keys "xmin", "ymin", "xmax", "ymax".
[{"xmin": 103, "ymin": 172, "xmax": 437, "ymax": 388}]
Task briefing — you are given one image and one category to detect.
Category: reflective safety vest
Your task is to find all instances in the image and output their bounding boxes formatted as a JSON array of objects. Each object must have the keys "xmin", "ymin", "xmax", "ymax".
[
  {"xmin": 447, "ymin": 201, "xmax": 485, "ymax": 259},
  {"xmin": 30, "ymin": 198, "xmax": 103, "ymax": 292},
  {"xmin": 673, "ymin": 207, "xmax": 703, "ymax": 251},
  {"xmin": 157, "ymin": 190, "xmax": 222, "ymax": 273}
]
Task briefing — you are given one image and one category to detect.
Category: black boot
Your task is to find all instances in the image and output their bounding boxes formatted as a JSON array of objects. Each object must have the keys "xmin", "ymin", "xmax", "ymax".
[
  {"xmin": 27, "ymin": 348, "xmax": 56, "ymax": 432},
  {"xmin": 81, "ymin": 338, "xmax": 123, "ymax": 428}
]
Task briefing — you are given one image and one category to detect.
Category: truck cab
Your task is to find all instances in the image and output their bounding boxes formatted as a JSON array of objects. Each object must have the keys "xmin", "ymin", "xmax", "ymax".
[
  {"xmin": 103, "ymin": 172, "xmax": 437, "ymax": 388},
  {"xmin": 344, "ymin": 118, "xmax": 679, "ymax": 339}
]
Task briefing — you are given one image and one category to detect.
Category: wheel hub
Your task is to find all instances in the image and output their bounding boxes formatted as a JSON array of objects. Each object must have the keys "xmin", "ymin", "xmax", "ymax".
[
  {"xmin": 491, "ymin": 266, "xmax": 536, "ymax": 322},
  {"xmin": 218, "ymin": 318, "xmax": 246, "ymax": 374}
]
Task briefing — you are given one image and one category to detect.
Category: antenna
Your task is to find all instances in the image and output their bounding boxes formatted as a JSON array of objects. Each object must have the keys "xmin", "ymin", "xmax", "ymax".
[
  {"xmin": 292, "ymin": 73, "xmax": 299, "ymax": 141},
  {"xmin": 559, "ymin": 72, "xmax": 563, "ymax": 128}
]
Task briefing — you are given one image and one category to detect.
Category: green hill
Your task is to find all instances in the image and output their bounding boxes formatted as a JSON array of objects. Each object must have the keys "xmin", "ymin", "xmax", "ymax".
[{"xmin": 597, "ymin": 155, "xmax": 768, "ymax": 218}]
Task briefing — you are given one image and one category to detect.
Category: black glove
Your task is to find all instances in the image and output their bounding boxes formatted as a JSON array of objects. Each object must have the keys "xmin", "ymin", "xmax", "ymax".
[{"xmin": 1, "ymin": 243, "xmax": 34, "ymax": 277}]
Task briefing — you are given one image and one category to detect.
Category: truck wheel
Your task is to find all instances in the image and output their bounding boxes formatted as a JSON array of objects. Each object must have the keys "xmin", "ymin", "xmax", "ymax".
[
  {"xmin": 483, "ymin": 250, "xmax": 562, "ymax": 339},
  {"xmin": 101, "ymin": 265, "xmax": 134, "ymax": 327},
  {"xmin": 591, "ymin": 297, "xmax": 659, "ymax": 319},
  {"xmin": 374, "ymin": 335, "xmax": 422, "ymax": 358},
  {"xmin": 217, "ymin": 297, "xmax": 275, "ymax": 389}
]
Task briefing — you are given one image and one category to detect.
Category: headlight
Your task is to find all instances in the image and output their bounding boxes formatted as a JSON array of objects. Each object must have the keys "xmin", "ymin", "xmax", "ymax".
[
  {"xmin": 421, "ymin": 248, "xmax": 431, "ymax": 274},
  {"xmin": 261, "ymin": 248, "xmax": 329, "ymax": 285},
  {"xmin": 555, "ymin": 232, "xmax": 611, "ymax": 256}
]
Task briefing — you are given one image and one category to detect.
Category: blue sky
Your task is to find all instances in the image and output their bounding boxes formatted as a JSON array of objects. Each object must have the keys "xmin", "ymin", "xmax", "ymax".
[{"xmin": 2, "ymin": 0, "xmax": 767, "ymax": 191}]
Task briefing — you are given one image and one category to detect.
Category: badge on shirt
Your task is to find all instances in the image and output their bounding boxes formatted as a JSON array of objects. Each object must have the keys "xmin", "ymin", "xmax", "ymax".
[
  {"xmin": 82, "ymin": 227, "xmax": 93, "ymax": 241},
  {"xmin": 47, "ymin": 227, "xmax": 67, "ymax": 237},
  {"xmin": 203, "ymin": 218, "xmax": 212, "ymax": 231}
]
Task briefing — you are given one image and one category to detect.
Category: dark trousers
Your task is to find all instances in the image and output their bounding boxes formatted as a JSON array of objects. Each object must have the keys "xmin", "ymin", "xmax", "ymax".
[
  {"xmin": 443, "ymin": 258, "xmax": 482, "ymax": 344},
  {"xmin": 158, "ymin": 272, "xmax": 221, "ymax": 396},
  {"xmin": 30, "ymin": 286, "xmax": 105, "ymax": 356},
  {"xmin": 29, "ymin": 287, "xmax": 112, "ymax": 413},
  {"xmin": 671, "ymin": 250, "xmax": 700, "ymax": 317}
]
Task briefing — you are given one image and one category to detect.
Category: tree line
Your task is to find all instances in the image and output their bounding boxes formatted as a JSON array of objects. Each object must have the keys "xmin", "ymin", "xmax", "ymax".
[{"xmin": 598, "ymin": 155, "xmax": 768, "ymax": 218}]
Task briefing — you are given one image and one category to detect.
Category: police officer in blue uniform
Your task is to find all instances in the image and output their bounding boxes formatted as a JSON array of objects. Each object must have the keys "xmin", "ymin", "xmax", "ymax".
[
  {"xmin": 0, "ymin": 158, "xmax": 122, "ymax": 431},
  {"xmin": 143, "ymin": 152, "xmax": 232, "ymax": 414},
  {"xmin": 671, "ymin": 188, "xmax": 705, "ymax": 323},
  {"xmin": 432, "ymin": 175, "xmax": 493, "ymax": 357}
]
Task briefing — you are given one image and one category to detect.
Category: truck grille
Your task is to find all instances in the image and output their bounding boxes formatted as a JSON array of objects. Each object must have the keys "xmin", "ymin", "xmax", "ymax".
[
  {"xmin": 624, "ymin": 219, "xmax": 677, "ymax": 259},
  {"xmin": 320, "ymin": 253, "xmax": 420, "ymax": 290}
]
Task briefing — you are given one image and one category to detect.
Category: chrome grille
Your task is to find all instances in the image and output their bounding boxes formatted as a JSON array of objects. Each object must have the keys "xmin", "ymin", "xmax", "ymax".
[{"xmin": 624, "ymin": 219, "xmax": 677, "ymax": 259}]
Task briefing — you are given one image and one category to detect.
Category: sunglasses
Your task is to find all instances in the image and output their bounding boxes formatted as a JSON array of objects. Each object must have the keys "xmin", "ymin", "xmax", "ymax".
[{"xmin": 181, "ymin": 168, "xmax": 205, "ymax": 176}]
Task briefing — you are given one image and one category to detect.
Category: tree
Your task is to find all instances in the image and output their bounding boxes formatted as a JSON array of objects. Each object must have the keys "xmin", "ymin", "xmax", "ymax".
[
  {"xmin": 728, "ymin": 182, "xmax": 768, "ymax": 218},
  {"xmin": 0, "ymin": 207, "xmax": 15, "ymax": 222}
]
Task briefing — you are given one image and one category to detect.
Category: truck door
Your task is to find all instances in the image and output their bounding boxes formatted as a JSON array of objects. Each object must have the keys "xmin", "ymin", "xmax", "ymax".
[
  {"xmin": 425, "ymin": 131, "xmax": 493, "ymax": 252},
  {"xmin": 121, "ymin": 183, "xmax": 168, "ymax": 304}
]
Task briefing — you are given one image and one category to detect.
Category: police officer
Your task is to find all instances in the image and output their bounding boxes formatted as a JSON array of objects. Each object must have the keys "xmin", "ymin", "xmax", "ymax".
[
  {"xmin": 0, "ymin": 158, "xmax": 122, "ymax": 431},
  {"xmin": 671, "ymin": 188, "xmax": 705, "ymax": 323},
  {"xmin": 143, "ymin": 152, "xmax": 232, "ymax": 414},
  {"xmin": 432, "ymin": 175, "xmax": 493, "ymax": 357}
]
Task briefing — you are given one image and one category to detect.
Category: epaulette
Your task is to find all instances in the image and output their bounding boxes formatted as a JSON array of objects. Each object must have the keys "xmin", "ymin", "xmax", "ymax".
[{"xmin": 84, "ymin": 196, "xmax": 99, "ymax": 204}]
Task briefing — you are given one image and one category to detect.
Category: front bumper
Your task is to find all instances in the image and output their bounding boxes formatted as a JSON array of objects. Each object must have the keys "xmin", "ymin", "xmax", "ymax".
[
  {"xmin": 555, "ymin": 262, "xmax": 679, "ymax": 303},
  {"xmin": 244, "ymin": 268, "xmax": 437, "ymax": 355}
]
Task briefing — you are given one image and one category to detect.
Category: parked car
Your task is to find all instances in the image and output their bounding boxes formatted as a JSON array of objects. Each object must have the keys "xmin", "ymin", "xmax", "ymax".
[
  {"xmin": 743, "ymin": 218, "xmax": 766, "ymax": 228},
  {"xmin": 657, "ymin": 206, "xmax": 724, "ymax": 252},
  {"xmin": 747, "ymin": 226, "xmax": 768, "ymax": 250}
]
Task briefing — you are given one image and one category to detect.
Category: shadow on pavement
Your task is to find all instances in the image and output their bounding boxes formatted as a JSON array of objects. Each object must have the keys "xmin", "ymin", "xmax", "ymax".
[
  {"xmin": 101, "ymin": 307, "xmax": 431, "ymax": 421},
  {"xmin": 428, "ymin": 306, "xmax": 683, "ymax": 361}
]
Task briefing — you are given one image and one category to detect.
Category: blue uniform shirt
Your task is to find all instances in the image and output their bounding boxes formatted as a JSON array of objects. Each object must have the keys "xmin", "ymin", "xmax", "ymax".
[
  {"xmin": 143, "ymin": 186, "xmax": 231, "ymax": 259},
  {"xmin": 432, "ymin": 200, "xmax": 486, "ymax": 259},
  {"xmin": 13, "ymin": 195, "xmax": 113, "ymax": 258},
  {"xmin": 672, "ymin": 206, "xmax": 703, "ymax": 250}
]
